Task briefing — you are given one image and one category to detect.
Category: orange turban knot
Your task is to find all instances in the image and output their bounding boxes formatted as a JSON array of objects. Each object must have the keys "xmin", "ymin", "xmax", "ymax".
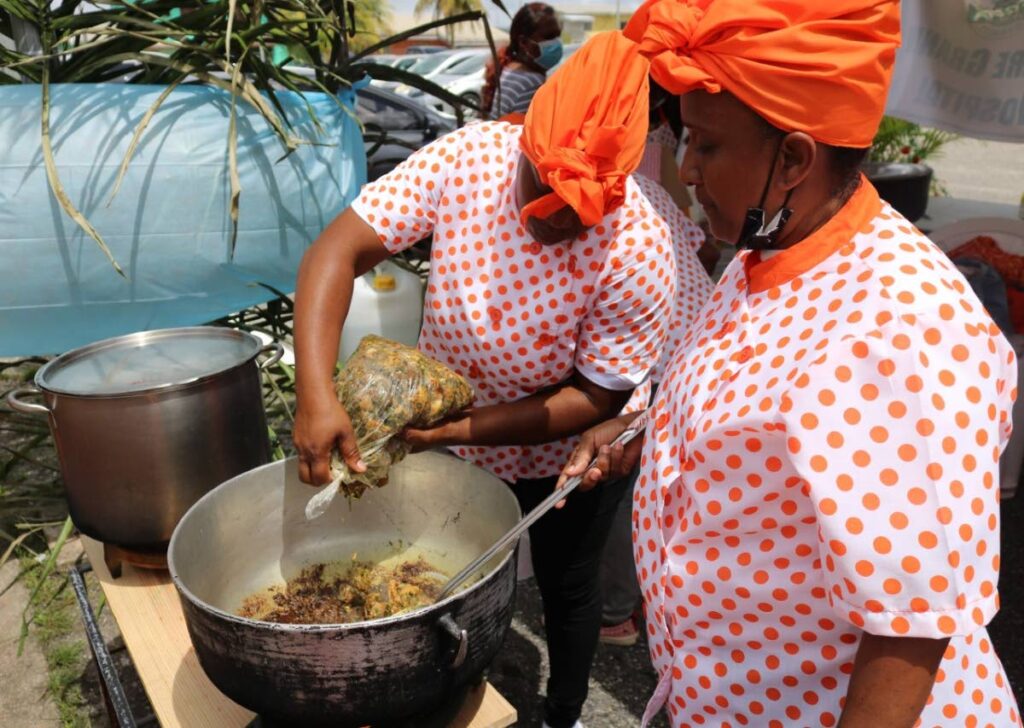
[
  {"xmin": 519, "ymin": 31, "xmax": 651, "ymax": 227},
  {"xmin": 623, "ymin": 0, "xmax": 901, "ymax": 148}
]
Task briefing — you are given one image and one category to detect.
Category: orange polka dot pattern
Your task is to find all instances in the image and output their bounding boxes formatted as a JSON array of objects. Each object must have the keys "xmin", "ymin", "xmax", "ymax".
[
  {"xmin": 623, "ymin": 174, "xmax": 715, "ymax": 414},
  {"xmin": 634, "ymin": 173, "xmax": 713, "ymax": 384},
  {"xmin": 634, "ymin": 187, "xmax": 1021, "ymax": 727},
  {"xmin": 350, "ymin": 122, "xmax": 676, "ymax": 482}
]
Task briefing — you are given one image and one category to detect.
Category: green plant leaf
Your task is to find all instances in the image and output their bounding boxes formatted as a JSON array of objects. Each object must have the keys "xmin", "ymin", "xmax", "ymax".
[
  {"xmin": 17, "ymin": 515, "xmax": 73, "ymax": 656},
  {"xmin": 869, "ymin": 115, "xmax": 957, "ymax": 165},
  {"xmin": 0, "ymin": 526, "xmax": 41, "ymax": 571},
  {"xmin": 40, "ymin": 65, "xmax": 125, "ymax": 277},
  {"xmin": 0, "ymin": 0, "xmax": 39, "ymax": 23},
  {"xmin": 107, "ymin": 76, "xmax": 184, "ymax": 206}
]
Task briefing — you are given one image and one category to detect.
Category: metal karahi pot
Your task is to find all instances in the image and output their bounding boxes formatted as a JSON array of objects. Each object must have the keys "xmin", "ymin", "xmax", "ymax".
[
  {"xmin": 168, "ymin": 452, "xmax": 520, "ymax": 727},
  {"xmin": 6, "ymin": 327, "xmax": 281, "ymax": 572}
]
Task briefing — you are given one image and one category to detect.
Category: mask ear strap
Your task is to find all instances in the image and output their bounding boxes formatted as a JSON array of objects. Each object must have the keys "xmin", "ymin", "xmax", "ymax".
[
  {"xmin": 737, "ymin": 136, "xmax": 794, "ymax": 251},
  {"xmin": 756, "ymin": 136, "xmax": 785, "ymax": 209}
]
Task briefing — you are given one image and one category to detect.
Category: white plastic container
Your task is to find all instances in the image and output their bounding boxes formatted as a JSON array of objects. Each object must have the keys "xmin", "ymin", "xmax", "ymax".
[{"xmin": 339, "ymin": 260, "xmax": 424, "ymax": 363}]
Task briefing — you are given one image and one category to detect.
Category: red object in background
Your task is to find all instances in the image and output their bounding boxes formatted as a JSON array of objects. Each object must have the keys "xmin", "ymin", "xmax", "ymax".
[
  {"xmin": 1006, "ymin": 288, "xmax": 1024, "ymax": 335},
  {"xmin": 949, "ymin": 235, "xmax": 1024, "ymax": 288},
  {"xmin": 949, "ymin": 234, "xmax": 1024, "ymax": 333}
]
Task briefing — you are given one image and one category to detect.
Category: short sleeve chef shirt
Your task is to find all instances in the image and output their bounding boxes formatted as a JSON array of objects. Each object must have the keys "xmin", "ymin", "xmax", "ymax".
[
  {"xmin": 634, "ymin": 173, "xmax": 712, "ymax": 384},
  {"xmin": 350, "ymin": 121, "xmax": 676, "ymax": 482},
  {"xmin": 634, "ymin": 179, "xmax": 1020, "ymax": 727}
]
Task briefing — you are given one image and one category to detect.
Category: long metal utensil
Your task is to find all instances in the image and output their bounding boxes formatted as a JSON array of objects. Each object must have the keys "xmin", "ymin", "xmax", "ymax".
[{"xmin": 436, "ymin": 408, "xmax": 652, "ymax": 601}]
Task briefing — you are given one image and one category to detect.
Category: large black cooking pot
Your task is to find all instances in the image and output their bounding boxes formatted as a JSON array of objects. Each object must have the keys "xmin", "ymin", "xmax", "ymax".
[{"xmin": 168, "ymin": 452, "xmax": 520, "ymax": 727}]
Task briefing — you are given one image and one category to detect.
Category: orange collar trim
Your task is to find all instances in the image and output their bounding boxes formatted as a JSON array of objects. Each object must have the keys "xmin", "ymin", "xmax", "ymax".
[{"xmin": 746, "ymin": 176, "xmax": 883, "ymax": 295}]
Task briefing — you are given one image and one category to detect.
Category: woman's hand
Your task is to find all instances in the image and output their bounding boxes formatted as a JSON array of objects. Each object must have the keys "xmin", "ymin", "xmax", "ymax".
[
  {"xmin": 403, "ymin": 412, "xmax": 471, "ymax": 453},
  {"xmin": 293, "ymin": 207, "xmax": 390, "ymax": 486},
  {"xmin": 556, "ymin": 412, "xmax": 645, "ymax": 493},
  {"xmin": 293, "ymin": 398, "xmax": 365, "ymax": 486}
]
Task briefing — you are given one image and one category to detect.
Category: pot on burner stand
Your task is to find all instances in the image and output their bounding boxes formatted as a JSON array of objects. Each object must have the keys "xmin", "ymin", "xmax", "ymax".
[{"xmin": 6, "ymin": 326, "xmax": 280, "ymax": 576}]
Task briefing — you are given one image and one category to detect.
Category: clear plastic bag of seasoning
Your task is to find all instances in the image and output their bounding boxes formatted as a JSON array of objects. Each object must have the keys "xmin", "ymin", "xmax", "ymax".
[{"xmin": 329, "ymin": 335, "xmax": 474, "ymax": 499}]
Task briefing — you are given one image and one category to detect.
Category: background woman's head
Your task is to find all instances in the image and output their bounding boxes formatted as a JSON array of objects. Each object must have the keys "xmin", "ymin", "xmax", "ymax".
[
  {"xmin": 481, "ymin": 3, "xmax": 561, "ymax": 116},
  {"xmin": 508, "ymin": 2, "xmax": 561, "ymax": 67}
]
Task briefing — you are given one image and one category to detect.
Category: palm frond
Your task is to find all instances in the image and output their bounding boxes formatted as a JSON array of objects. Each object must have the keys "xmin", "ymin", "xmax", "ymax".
[
  {"xmin": 107, "ymin": 77, "xmax": 183, "ymax": 205},
  {"xmin": 352, "ymin": 10, "xmax": 484, "ymax": 61},
  {"xmin": 40, "ymin": 64, "xmax": 125, "ymax": 277},
  {"xmin": 1, "ymin": 0, "xmax": 508, "ymax": 276}
]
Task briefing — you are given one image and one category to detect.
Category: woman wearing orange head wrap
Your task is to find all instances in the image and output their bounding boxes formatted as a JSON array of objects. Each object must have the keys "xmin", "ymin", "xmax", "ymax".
[
  {"xmin": 293, "ymin": 32, "xmax": 675, "ymax": 728},
  {"xmin": 562, "ymin": 2, "xmax": 1021, "ymax": 727}
]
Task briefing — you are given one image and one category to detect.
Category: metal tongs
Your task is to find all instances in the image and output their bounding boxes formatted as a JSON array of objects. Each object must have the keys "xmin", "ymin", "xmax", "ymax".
[{"xmin": 436, "ymin": 408, "xmax": 652, "ymax": 601}]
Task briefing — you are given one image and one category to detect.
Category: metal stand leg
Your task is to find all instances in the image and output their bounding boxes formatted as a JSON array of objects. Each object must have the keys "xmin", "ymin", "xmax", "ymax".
[{"xmin": 69, "ymin": 564, "xmax": 137, "ymax": 728}]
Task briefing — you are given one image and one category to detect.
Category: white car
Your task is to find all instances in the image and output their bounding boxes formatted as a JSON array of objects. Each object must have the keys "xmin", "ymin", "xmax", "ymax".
[
  {"xmin": 401, "ymin": 50, "xmax": 494, "ymax": 118},
  {"xmin": 551, "ymin": 43, "xmax": 581, "ymax": 71},
  {"xmin": 373, "ymin": 50, "xmax": 453, "ymax": 93},
  {"xmin": 393, "ymin": 48, "xmax": 491, "ymax": 97}
]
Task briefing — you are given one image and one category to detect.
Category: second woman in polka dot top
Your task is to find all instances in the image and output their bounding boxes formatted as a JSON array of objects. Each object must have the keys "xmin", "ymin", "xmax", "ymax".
[{"xmin": 293, "ymin": 33, "xmax": 679, "ymax": 728}]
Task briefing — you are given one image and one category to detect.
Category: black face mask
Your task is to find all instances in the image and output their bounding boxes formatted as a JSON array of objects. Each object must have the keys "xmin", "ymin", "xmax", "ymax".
[{"xmin": 737, "ymin": 139, "xmax": 795, "ymax": 251}]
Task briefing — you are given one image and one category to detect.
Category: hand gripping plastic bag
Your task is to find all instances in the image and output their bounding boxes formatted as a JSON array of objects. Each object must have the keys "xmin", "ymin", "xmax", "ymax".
[{"xmin": 332, "ymin": 336, "xmax": 474, "ymax": 498}]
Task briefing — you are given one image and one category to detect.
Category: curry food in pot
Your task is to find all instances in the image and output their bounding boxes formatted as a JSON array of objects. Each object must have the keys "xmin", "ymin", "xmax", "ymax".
[
  {"xmin": 238, "ymin": 556, "xmax": 448, "ymax": 624},
  {"xmin": 332, "ymin": 336, "xmax": 474, "ymax": 498}
]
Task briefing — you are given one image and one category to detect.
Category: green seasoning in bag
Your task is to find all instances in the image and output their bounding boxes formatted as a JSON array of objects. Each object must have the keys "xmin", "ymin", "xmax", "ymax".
[{"xmin": 330, "ymin": 336, "xmax": 474, "ymax": 498}]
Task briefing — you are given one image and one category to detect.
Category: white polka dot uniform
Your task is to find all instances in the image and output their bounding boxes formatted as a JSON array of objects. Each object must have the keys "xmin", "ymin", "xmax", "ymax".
[
  {"xmin": 634, "ymin": 180, "xmax": 1021, "ymax": 727},
  {"xmin": 351, "ymin": 121, "xmax": 677, "ymax": 482},
  {"xmin": 634, "ymin": 172, "xmax": 713, "ymax": 384}
]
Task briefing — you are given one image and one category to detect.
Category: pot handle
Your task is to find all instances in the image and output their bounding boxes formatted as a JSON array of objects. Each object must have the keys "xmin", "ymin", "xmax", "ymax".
[
  {"xmin": 256, "ymin": 341, "xmax": 285, "ymax": 370},
  {"xmin": 6, "ymin": 386, "xmax": 50, "ymax": 416},
  {"xmin": 438, "ymin": 614, "xmax": 469, "ymax": 670}
]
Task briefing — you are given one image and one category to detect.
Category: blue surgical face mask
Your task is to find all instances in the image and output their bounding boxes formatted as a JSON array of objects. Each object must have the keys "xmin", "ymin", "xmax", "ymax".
[{"xmin": 535, "ymin": 38, "xmax": 563, "ymax": 70}]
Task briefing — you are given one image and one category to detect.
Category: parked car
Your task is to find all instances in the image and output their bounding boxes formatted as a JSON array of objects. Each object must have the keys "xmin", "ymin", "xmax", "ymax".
[
  {"xmin": 366, "ymin": 53, "xmax": 399, "ymax": 66},
  {"xmin": 365, "ymin": 54, "xmax": 420, "ymax": 72},
  {"xmin": 373, "ymin": 50, "xmax": 453, "ymax": 93},
  {"xmin": 393, "ymin": 48, "xmax": 489, "ymax": 96},
  {"xmin": 354, "ymin": 86, "xmax": 457, "ymax": 181},
  {"xmin": 281, "ymin": 65, "xmax": 456, "ymax": 181},
  {"xmin": 400, "ymin": 49, "xmax": 490, "ymax": 114},
  {"xmin": 391, "ymin": 56, "xmax": 420, "ymax": 72},
  {"xmin": 405, "ymin": 45, "xmax": 446, "ymax": 54},
  {"xmin": 438, "ymin": 51, "xmax": 490, "ymax": 107},
  {"xmin": 440, "ymin": 69, "xmax": 487, "ymax": 114}
]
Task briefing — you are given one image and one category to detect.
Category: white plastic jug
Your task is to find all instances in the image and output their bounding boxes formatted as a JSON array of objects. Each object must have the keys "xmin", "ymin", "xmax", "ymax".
[{"xmin": 339, "ymin": 260, "xmax": 424, "ymax": 363}]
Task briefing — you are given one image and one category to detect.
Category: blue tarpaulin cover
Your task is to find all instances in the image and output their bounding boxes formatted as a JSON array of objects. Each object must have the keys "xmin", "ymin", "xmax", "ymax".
[{"xmin": 0, "ymin": 83, "xmax": 365, "ymax": 356}]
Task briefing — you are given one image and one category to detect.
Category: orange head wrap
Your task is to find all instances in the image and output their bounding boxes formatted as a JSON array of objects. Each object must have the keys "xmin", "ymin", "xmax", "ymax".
[
  {"xmin": 519, "ymin": 31, "xmax": 650, "ymax": 227},
  {"xmin": 623, "ymin": 0, "xmax": 900, "ymax": 148}
]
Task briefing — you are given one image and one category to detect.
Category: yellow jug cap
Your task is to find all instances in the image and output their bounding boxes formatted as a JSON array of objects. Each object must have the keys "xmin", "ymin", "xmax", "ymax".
[{"xmin": 372, "ymin": 273, "xmax": 396, "ymax": 292}]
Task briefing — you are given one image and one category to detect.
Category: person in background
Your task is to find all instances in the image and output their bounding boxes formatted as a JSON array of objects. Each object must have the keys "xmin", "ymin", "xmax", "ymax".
[
  {"xmin": 293, "ymin": 33, "xmax": 673, "ymax": 728},
  {"xmin": 561, "ymin": 1, "xmax": 1022, "ymax": 726},
  {"xmin": 635, "ymin": 81, "xmax": 692, "ymax": 216},
  {"xmin": 598, "ymin": 171, "xmax": 714, "ymax": 647},
  {"xmin": 481, "ymin": 3, "xmax": 562, "ymax": 120},
  {"xmin": 637, "ymin": 81, "xmax": 721, "ymax": 277}
]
